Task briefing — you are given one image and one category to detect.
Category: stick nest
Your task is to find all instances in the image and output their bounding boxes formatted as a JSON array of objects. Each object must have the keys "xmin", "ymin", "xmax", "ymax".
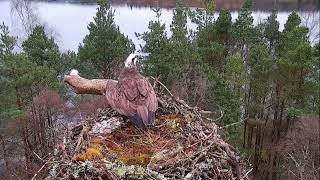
[{"xmin": 45, "ymin": 89, "xmax": 246, "ymax": 180}]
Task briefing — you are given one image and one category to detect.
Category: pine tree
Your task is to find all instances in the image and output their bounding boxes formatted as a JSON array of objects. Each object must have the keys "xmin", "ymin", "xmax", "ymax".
[
  {"xmin": 264, "ymin": 9, "xmax": 280, "ymax": 52},
  {"xmin": 224, "ymin": 54, "xmax": 247, "ymax": 94},
  {"xmin": 1, "ymin": 24, "xmax": 57, "ymax": 111},
  {"xmin": 170, "ymin": 0, "xmax": 188, "ymax": 43},
  {"xmin": 232, "ymin": 0, "xmax": 257, "ymax": 55},
  {"xmin": 78, "ymin": 0, "xmax": 134, "ymax": 78},
  {"xmin": 247, "ymin": 44, "xmax": 273, "ymax": 118},
  {"xmin": 277, "ymin": 12, "xmax": 313, "ymax": 108},
  {"xmin": 22, "ymin": 25, "xmax": 61, "ymax": 75},
  {"xmin": 216, "ymin": 9, "xmax": 232, "ymax": 44},
  {"xmin": 138, "ymin": 7, "xmax": 173, "ymax": 85}
]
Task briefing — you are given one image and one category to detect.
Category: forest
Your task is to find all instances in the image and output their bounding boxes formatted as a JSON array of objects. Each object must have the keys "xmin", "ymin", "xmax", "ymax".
[{"xmin": 0, "ymin": 0, "xmax": 319, "ymax": 179}]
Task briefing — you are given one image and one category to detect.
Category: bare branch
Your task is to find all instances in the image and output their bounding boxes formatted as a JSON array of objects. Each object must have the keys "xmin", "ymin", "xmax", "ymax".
[{"xmin": 63, "ymin": 74, "xmax": 115, "ymax": 95}]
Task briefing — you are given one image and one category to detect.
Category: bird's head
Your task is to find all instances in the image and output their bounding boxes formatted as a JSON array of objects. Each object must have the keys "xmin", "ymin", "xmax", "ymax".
[{"xmin": 124, "ymin": 53, "xmax": 142, "ymax": 68}]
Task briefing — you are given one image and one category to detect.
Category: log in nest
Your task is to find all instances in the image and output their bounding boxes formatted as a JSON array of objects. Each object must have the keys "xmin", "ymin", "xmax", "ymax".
[{"xmin": 43, "ymin": 77, "xmax": 248, "ymax": 180}]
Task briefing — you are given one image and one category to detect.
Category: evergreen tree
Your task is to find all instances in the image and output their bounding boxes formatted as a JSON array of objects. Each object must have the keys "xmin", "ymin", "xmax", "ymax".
[
  {"xmin": 189, "ymin": 0, "xmax": 215, "ymax": 29},
  {"xmin": 224, "ymin": 54, "xmax": 247, "ymax": 95},
  {"xmin": 231, "ymin": 0, "xmax": 259, "ymax": 56},
  {"xmin": 170, "ymin": 0, "xmax": 188, "ymax": 43},
  {"xmin": 247, "ymin": 44, "xmax": 273, "ymax": 118},
  {"xmin": 264, "ymin": 9, "xmax": 280, "ymax": 52},
  {"xmin": 78, "ymin": 0, "xmax": 134, "ymax": 78},
  {"xmin": 277, "ymin": 12, "xmax": 313, "ymax": 108},
  {"xmin": 139, "ymin": 7, "xmax": 173, "ymax": 85},
  {"xmin": 190, "ymin": 0, "xmax": 229, "ymax": 70},
  {"xmin": 0, "ymin": 23, "xmax": 23, "ymax": 122},
  {"xmin": 216, "ymin": 9, "xmax": 232, "ymax": 44},
  {"xmin": 22, "ymin": 25, "xmax": 61, "ymax": 75},
  {"xmin": 284, "ymin": 11, "xmax": 301, "ymax": 32},
  {"xmin": 232, "ymin": 0, "xmax": 254, "ymax": 42},
  {"xmin": 0, "ymin": 24, "xmax": 57, "ymax": 116}
]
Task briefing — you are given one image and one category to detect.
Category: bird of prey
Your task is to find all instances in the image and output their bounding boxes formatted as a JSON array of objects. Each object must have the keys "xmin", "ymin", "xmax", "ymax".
[
  {"xmin": 64, "ymin": 54, "xmax": 157, "ymax": 128},
  {"xmin": 105, "ymin": 54, "xmax": 158, "ymax": 128}
]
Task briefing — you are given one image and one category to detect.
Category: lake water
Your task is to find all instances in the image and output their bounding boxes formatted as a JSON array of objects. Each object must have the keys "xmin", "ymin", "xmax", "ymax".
[{"xmin": 0, "ymin": 1, "xmax": 319, "ymax": 52}]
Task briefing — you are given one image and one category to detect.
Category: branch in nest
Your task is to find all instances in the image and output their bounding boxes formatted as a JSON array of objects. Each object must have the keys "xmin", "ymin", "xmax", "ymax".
[
  {"xmin": 64, "ymin": 74, "xmax": 116, "ymax": 95},
  {"xmin": 73, "ymin": 126, "xmax": 88, "ymax": 156},
  {"xmin": 31, "ymin": 156, "xmax": 54, "ymax": 180}
]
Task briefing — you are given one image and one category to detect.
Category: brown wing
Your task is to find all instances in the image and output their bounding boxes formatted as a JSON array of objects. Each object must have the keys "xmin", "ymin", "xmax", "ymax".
[
  {"xmin": 119, "ymin": 78, "xmax": 139, "ymax": 101},
  {"xmin": 111, "ymin": 70, "xmax": 158, "ymax": 128},
  {"xmin": 136, "ymin": 78, "xmax": 158, "ymax": 113}
]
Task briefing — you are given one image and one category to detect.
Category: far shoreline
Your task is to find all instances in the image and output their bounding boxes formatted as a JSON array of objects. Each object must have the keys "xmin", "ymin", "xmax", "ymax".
[{"xmin": 9, "ymin": 0, "xmax": 320, "ymax": 11}]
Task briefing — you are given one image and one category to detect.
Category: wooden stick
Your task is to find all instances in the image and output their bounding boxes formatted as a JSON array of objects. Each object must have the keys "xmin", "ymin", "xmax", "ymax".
[
  {"xmin": 74, "ymin": 126, "xmax": 87, "ymax": 154},
  {"xmin": 219, "ymin": 117, "xmax": 248, "ymax": 129},
  {"xmin": 31, "ymin": 157, "xmax": 53, "ymax": 180}
]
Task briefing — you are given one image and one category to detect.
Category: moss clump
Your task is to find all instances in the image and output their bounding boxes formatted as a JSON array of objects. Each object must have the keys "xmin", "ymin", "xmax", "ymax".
[{"xmin": 74, "ymin": 138, "xmax": 104, "ymax": 161}]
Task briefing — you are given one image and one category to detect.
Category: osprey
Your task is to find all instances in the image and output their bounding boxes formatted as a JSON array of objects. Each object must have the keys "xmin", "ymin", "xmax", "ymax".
[
  {"xmin": 106, "ymin": 54, "xmax": 158, "ymax": 128},
  {"xmin": 64, "ymin": 54, "xmax": 158, "ymax": 128}
]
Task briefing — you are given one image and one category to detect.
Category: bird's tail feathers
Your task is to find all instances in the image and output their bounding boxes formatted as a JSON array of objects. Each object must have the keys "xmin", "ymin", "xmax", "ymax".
[
  {"xmin": 148, "ymin": 111, "xmax": 156, "ymax": 125},
  {"xmin": 137, "ymin": 106, "xmax": 149, "ymax": 126},
  {"xmin": 130, "ymin": 115, "xmax": 145, "ymax": 128},
  {"xmin": 132, "ymin": 106, "xmax": 156, "ymax": 128}
]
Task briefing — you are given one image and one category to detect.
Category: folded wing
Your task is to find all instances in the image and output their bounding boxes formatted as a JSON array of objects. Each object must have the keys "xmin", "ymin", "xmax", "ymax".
[{"xmin": 112, "ymin": 70, "xmax": 157, "ymax": 128}]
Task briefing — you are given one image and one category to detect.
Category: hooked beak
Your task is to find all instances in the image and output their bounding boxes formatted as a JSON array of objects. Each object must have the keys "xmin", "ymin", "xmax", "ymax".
[
  {"xmin": 136, "ymin": 52, "xmax": 149, "ymax": 60},
  {"xmin": 135, "ymin": 55, "xmax": 143, "ymax": 69},
  {"xmin": 137, "ymin": 55, "xmax": 143, "ymax": 61}
]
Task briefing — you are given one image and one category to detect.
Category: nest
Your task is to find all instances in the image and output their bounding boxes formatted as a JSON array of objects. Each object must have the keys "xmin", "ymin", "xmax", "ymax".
[{"xmin": 43, "ymin": 87, "xmax": 247, "ymax": 180}]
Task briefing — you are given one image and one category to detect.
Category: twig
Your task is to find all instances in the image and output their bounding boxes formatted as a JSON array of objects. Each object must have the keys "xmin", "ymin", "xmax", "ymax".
[
  {"xmin": 243, "ymin": 168, "xmax": 253, "ymax": 180},
  {"xmin": 198, "ymin": 110, "xmax": 214, "ymax": 114},
  {"xmin": 31, "ymin": 157, "xmax": 53, "ymax": 180},
  {"xmin": 288, "ymin": 169, "xmax": 301, "ymax": 180},
  {"xmin": 213, "ymin": 106, "xmax": 224, "ymax": 122},
  {"xmin": 33, "ymin": 151, "xmax": 45, "ymax": 162},
  {"xmin": 212, "ymin": 158, "xmax": 222, "ymax": 178},
  {"xmin": 220, "ymin": 142, "xmax": 242, "ymax": 180},
  {"xmin": 219, "ymin": 118, "xmax": 248, "ymax": 129},
  {"xmin": 74, "ymin": 126, "xmax": 87, "ymax": 154},
  {"xmin": 150, "ymin": 76, "xmax": 174, "ymax": 98}
]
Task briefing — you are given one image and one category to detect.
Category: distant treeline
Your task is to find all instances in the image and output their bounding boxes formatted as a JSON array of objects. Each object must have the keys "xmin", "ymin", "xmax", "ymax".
[{"xmin": 47, "ymin": 0, "xmax": 319, "ymax": 11}]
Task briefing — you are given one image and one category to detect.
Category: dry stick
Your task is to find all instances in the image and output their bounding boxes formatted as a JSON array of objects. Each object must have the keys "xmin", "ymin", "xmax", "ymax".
[
  {"xmin": 150, "ymin": 76, "xmax": 174, "ymax": 97},
  {"xmin": 33, "ymin": 151, "xmax": 45, "ymax": 162},
  {"xmin": 74, "ymin": 126, "xmax": 87, "ymax": 154},
  {"xmin": 31, "ymin": 157, "xmax": 53, "ymax": 180},
  {"xmin": 211, "ymin": 158, "xmax": 222, "ymax": 178},
  {"xmin": 219, "ymin": 117, "xmax": 248, "ymax": 129},
  {"xmin": 243, "ymin": 168, "xmax": 253, "ymax": 180},
  {"xmin": 220, "ymin": 142, "xmax": 242, "ymax": 180},
  {"xmin": 211, "ymin": 105, "xmax": 224, "ymax": 122}
]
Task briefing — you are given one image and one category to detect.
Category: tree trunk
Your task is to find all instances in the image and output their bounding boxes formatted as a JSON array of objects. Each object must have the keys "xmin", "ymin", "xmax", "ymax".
[
  {"xmin": 253, "ymin": 125, "xmax": 262, "ymax": 179},
  {"xmin": 277, "ymin": 100, "xmax": 285, "ymax": 140},
  {"xmin": 243, "ymin": 121, "xmax": 247, "ymax": 148},
  {"xmin": 247, "ymin": 125, "xmax": 253, "ymax": 148},
  {"xmin": 0, "ymin": 135, "xmax": 9, "ymax": 177},
  {"xmin": 21, "ymin": 123, "xmax": 33, "ymax": 178},
  {"xmin": 15, "ymin": 86, "xmax": 22, "ymax": 108}
]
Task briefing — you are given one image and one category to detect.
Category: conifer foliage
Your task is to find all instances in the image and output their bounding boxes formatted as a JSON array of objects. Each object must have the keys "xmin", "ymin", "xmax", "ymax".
[{"xmin": 78, "ymin": 0, "xmax": 135, "ymax": 78}]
